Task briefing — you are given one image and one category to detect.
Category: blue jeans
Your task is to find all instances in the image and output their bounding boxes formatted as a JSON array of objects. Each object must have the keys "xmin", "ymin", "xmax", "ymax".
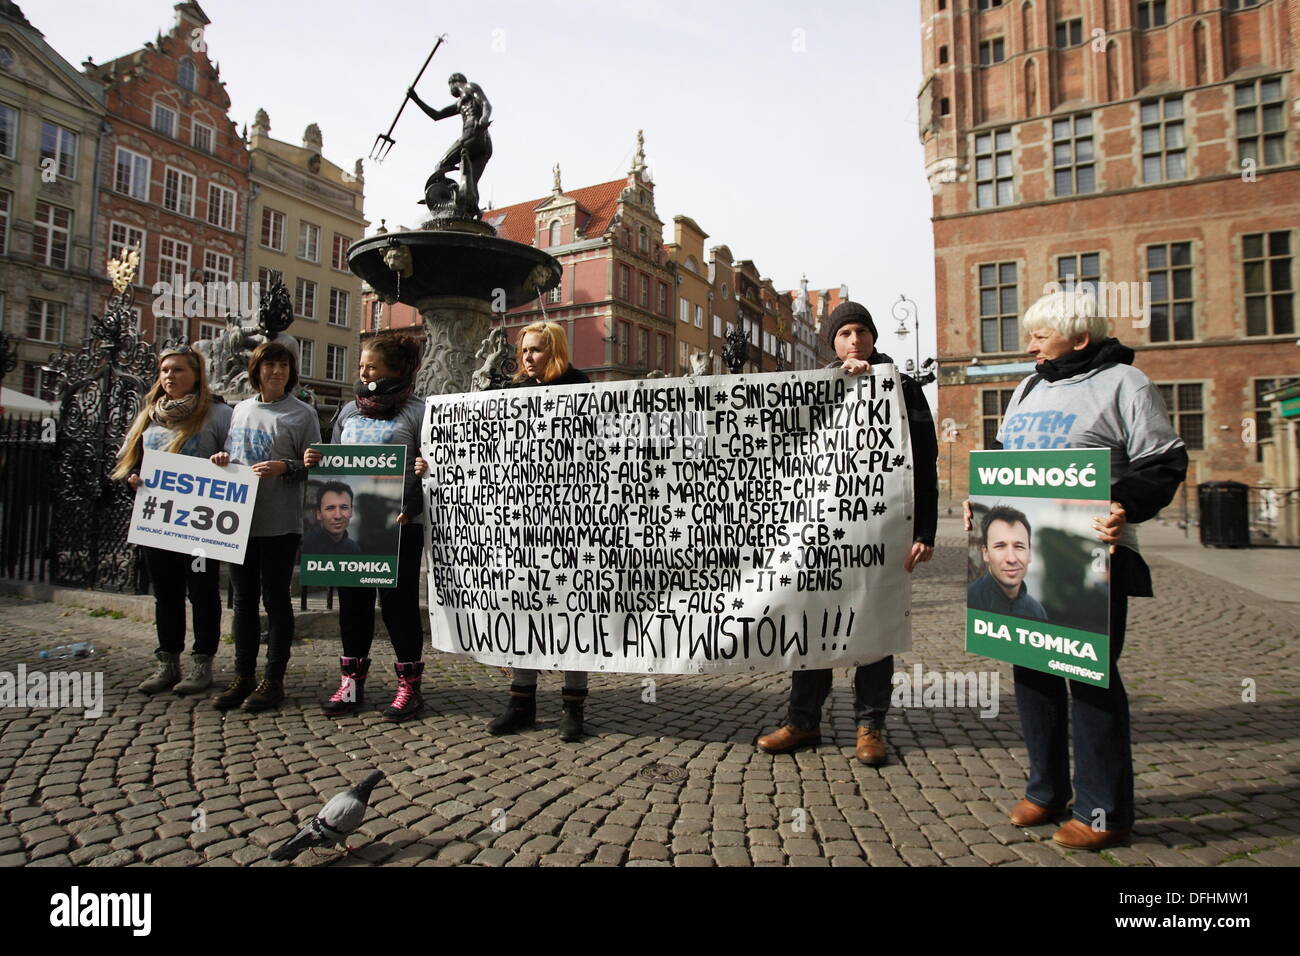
[
  {"xmin": 1013, "ymin": 590, "xmax": 1133, "ymax": 829},
  {"xmin": 785, "ymin": 656, "xmax": 894, "ymax": 730}
]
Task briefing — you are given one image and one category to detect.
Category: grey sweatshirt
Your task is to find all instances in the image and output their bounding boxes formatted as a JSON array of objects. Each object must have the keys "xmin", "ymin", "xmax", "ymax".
[
  {"xmin": 124, "ymin": 401, "xmax": 234, "ymax": 470},
  {"xmin": 224, "ymin": 393, "xmax": 321, "ymax": 538},
  {"xmin": 331, "ymin": 396, "xmax": 426, "ymax": 520},
  {"xmin": 996, "ymin": 361, "xmax": 1185, "ymax": 553}
]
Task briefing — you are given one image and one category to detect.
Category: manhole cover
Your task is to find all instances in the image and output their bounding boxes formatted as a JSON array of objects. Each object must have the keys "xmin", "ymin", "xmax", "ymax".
[{"xmin": 638, "ymin": 763, "xmax": 687, "ymax": 784}]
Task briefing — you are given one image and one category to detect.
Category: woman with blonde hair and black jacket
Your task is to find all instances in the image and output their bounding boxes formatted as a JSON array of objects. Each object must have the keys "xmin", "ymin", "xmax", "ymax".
[{"xmin": 113, "ymin": 346, "xmax": 232, "ymax": 696}]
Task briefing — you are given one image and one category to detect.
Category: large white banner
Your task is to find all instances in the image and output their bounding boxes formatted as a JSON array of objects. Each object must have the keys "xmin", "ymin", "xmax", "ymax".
[
  {"xmin": 420, "ymin": 366, "xmax": 913, "ymax": 675},
  {"xmin": 128, "ymin": 449, "xmax": 257, "ymax": 564}
]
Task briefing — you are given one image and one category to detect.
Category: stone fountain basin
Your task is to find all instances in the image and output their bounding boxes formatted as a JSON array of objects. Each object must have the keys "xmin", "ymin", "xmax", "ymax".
[{"xmin": 348, "ymin": 231, "xmax": 561, "ymax": 309}]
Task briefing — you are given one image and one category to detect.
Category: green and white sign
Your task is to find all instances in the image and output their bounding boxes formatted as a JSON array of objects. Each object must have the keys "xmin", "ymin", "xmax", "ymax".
[
  {"xmin": 966, "ymin": 448, "xmax": 1111, "ymax": 687},
  {"xmin": 301, "ymin": 443, "xmax": 406, "ymax": 588}
]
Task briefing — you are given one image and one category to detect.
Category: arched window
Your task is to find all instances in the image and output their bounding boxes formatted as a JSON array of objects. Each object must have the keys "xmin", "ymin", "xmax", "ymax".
[
  {"xmin": 548, "ymin": 220, "xmax": 561, "ymax": 246},
  {"xmin": 685, "ymin": 255, "xmax": 698, "ymax": 273},
  {"xmin": 178, "ymin": 57, "xmax": 197, "ymax": 92},
  {"xmin": 638, "ymin": 226, "xmax": 648, "ymax": 252}
]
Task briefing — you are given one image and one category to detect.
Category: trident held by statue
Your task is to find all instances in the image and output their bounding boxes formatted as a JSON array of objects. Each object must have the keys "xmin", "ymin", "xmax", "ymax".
[{"xmin": 370, "ymin": 35, "xmax": 448, "ymax": 162}]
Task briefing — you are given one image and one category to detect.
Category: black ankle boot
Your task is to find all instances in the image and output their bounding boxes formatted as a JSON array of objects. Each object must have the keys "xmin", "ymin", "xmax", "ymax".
[
  {"xmin": 488, "ymin": 684, "xmax": 536, "ymax": 735},
  {"xmin": 559, "ymin": 687, "xmax": 587, "ymax": 742}
]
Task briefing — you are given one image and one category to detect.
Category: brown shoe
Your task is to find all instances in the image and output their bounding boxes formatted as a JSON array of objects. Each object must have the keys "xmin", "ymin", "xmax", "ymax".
[
  {"xmin": 1052, "ymin": 818, "xmax": 1131, "ymax": 850},
  {"xmin": 756, "ymin": 725, "xmax": 821, "ymax": 754},
  {"xmin": 1009, "ymin": 798, "xmax": 1068, "ymax": 826},
  {"xmin": 855, "ymin": 726, "xmax": 887, "ymax": 766}
]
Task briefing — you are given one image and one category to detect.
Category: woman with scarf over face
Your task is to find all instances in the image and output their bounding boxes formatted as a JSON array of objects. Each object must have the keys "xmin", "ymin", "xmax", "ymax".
[
  {"xmin": 113, "ymin": 347, "xmax": 233, "ymax": 695},
  {"xmin": 413, "ymin": 320, "xmax": 592, "ymax": 740},
  {"xmin": 964, "ymin": 290, "xmax": 1187, "ymax": 850},
  {"xmin": 305, "ymin": 335, "xmax": 429, "ymax": 721}
]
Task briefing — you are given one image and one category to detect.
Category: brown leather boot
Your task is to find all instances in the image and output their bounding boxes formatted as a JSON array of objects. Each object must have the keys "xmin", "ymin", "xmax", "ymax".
[
  {"xmin": 1052, "ymin": 818, "xmax": 1131, "ymax": 850},
  {"xmin": 756, "ymin": 725, "xmax": 821, "ymax": 754},
  {"xmin": 855, "ymin": 726, "xmax": 888, "ymax": 766},
  {"xmin": 1009, "ymin": 799, "xmax": 1068, "ymax": 826}
]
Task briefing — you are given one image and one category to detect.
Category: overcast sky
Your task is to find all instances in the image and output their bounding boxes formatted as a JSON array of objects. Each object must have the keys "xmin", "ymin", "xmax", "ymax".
[{"xmin": 36, "ymin": 0, "xmax": 937, "ymax": 371}]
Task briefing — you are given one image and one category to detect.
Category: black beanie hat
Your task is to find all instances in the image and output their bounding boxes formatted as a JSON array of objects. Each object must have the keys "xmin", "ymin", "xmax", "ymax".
[{"xmin": 828, "ymin": 301, "xmax": 878, "ymax": 343}]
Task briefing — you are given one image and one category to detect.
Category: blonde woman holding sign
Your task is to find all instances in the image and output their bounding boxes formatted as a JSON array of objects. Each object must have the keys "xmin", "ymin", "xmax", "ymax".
[
  {"xmin": 414, "ymin": 321, "xmax": 591, "ymax": 739},
  {"xmin": 113, "ymin": 346, "xmax": 232, "ymax": 695}
]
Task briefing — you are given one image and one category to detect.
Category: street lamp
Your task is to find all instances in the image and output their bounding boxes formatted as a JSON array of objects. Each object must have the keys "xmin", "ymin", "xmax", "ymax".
[{"xmin": 892, "ymin": 293, "xmax": 920, "ymax": 372}]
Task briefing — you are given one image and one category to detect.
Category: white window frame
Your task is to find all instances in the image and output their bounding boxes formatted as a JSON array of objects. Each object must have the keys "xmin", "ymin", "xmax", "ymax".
[
  {"xmin": 679, "ymin": 298, "xmax": 690, "ymax": 324},
  {"xmin": 326, "ymin": 344, "xmax": 347, "ymax": 382},
  {"xmin": 163, "ymin": 166, "xmax": 196, "ymax": 217},
  {"xmin": 109, "ymin": 222, "xmax": 146, "ymax": 282},
  {"xmin": 0, "ymin": 188, "xmax": 10, "ymax": 256},
  {"xmin": 299, "ymin": 337, "xmax": 315, "ymax": 377},
  {"xmin": 33, "ymin": 201, "xmax": 71, "ymax": 268},
  {"xmin": 26, "ymin": 298, "xmax": 66, "ymax": 344},
  {"xmin": 294, "ymin": 277, "xmax": 317, "ymax": 320},
  {"xmin": 331, "ymin": 233, "xmax": 352, "ymax": 271},
  {"xmin": 192, "ymin": 120, "xmax": 215, "ymax": 154},
  {"xmin": 695, "ymin": 304, "xmax": 704, "ymax": 329},
  {"xmin": 178, "ymin": 58, "xmax": 197, "ymax": 92},
  {"xmin": 157, "ymin": 236, "xmax": 191, "ymax": 285},
  {"xmin": 328, "ymin": 288, "xmax": 350, "ymax": 327},
  {"xmin": 198, "ymin": 321, "xmax": 223, "ymax": 341},
  {"xmin": 261, "ymin": 208, "xmax": 285, "ymax": 251},
  {"xmin": 297, "ymin": 221, "xmax": 321, "ymax": 263},
  {"xmin": 207, "ymin": 183, "xmax": 236, "ymax": 231},
  {"xmin": 40, "ymin": 121, "xmax": 78, "ymax": 180},
  {"xmin": 0, "ymin": 101, "xmax": 18, "ymax": 159},
  {"xmin": 114, "ymin": 147, "xmax": 150, "ymax": 200},
  {"xmin": 152, "ymin": 101, "xmax": 177, "ymax": 138}
]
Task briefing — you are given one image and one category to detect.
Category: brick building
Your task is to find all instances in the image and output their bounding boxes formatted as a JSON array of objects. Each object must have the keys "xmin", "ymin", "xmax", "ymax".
[
  {"xmin": 922, "ymin": 0, "xmax": 1300, "ymax": 505},
  {"xmin": 485, "ymin": 136, "xmax": 675, "ymax": 382},
  {"xmin": 86, "ymin": 1, "xmax": 250, "ymax": 346},
  {"xmin": 0, "ymin": 0, "xmax": 105, "ymax": 401}
]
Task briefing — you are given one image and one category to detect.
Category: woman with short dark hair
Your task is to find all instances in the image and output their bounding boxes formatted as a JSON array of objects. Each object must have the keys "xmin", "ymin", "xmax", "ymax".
[{"xmin": 209, "ymin": 341, "xmax": 320, "ymax": 712}]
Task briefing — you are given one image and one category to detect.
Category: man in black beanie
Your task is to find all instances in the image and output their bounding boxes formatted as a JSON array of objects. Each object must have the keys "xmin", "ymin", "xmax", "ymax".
[{"xmin": 757, "ymin": 301, "xmax": 939, "ymax": 765}]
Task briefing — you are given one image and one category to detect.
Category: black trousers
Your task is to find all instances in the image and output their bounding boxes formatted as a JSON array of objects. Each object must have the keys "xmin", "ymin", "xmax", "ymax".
[
  {"xmin": 141, "ymin": 545, "xmax": 221, "ymax": 655},
  {"xmin": 337, "ymin": 522, "xmax": 425, "ymax": 661},
  {"xmin": 785, "ymin": 656, "xmax": 895, "ymax": 730},
  {"xmin": 229, "ymin": 533, "xmax": 301, "ymax": 680}
]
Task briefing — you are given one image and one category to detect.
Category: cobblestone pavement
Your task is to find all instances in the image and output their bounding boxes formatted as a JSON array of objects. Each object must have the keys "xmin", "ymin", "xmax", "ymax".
[{"xmin": 1, "ymin": 546, "xmax": 1296, "ymax": 868}]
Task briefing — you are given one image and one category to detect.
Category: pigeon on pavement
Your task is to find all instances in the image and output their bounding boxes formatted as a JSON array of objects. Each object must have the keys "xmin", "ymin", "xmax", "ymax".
[{"xmin": 270, "ymin": 770, "xmax": 384, "ymax": 861}]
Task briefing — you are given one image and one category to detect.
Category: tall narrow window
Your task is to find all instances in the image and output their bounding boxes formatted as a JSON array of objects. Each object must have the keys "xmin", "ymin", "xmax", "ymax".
[
  {"xmin": 974, "ymin": 128, "xmax": 1014, "ymax": 208},
  {"xmin": 0, "ymin": 188, "xmax": 10, "ymax": 256},
  {"xmin": 261, "ymin": 209, "xmax": 285, "ymax": 251},
  {"xmin": 1146, "ymin": 242, "xmax": 1194, "ymax": 341},
  {"xmin": 331, "ymin": 234, "xmax": 352, "ymax": 271},
  {"xmin": 294, "ymin": 278, "xmax": 317, "ymax": 319},
  {"xmin": 326, "ymin": 344, "xmax": 347, "ymax": 382},
  {"xmin": 982, "ymin": 388, "xmax": 1017, "ymax": 449},
  {"xmin": 1253, "ymin": 378, "xmax": 1280, "ymax": 462},
  {"xmin": 548, "ymin": 220, "xmax": 561, "ymax": 246},
  {"xmin": 109, "ymin": 223, "xmax": 146, "ymax": 281},
  {"xmin": 0, "ymin": 102, "xmax": 18, "ymax": 158},
  {"xmin": 114, "ymin": 148, "xmax": 150, "ymax": 199},
  {"xmin": 1053, "ymin": 113, "xmax": 1095, "ymax": 196},
  {"xmin": 162, "ymin": 167, "xmax": 195, "ymax": 216},
  {"xmin": 32, "ymin": 202, "xmax": 71, "ymax": 268},
  {"xmin": 39, "ymin": 121, "xmax": 78, "ymax": 179},
  {"xmin": 328, "ymin": 288, "xmax": 350, "ymax": 327},
  {"xmin": 178, "ymin": 57, "xmax": 197, "ymax": 91},
  {"xmin": 297, "ymin": 222, "xmax": 320, "ymax": 262},
  {"xmin": 207, "ymin": 184, "xmax": 236, "ymax": 230},
  {"xmin": 152, "ymin": 102, "xmax": 176, "ymax": 137},
  {"xmin": 157, "ymin": 237, "xmax": 190, "ymax": 284},
  {"xmin": 1236, "ymin": 77, "xmax": 1286, "ymax": 169},
  {"xmin": 978, "ymin": 262, "xmax": 1019, "ymax": 353},
  {"xmin": 192, "ymin": 120, "xmax": 214, "ymax": 154},
  {"xmin": 1141, "ymin": 96, "xmax": 1186, "ymax": 183},
  {"xmin": 1156, "ymin": 383, "xmax": 1205, "ymax": 449},
  {"xmin": 1243, "ymin": 232, "xmax": 1294, "ymax": 336},
  {"xmin": 299, "ymin": 338, "xmax": 315, "ymax": 377}
]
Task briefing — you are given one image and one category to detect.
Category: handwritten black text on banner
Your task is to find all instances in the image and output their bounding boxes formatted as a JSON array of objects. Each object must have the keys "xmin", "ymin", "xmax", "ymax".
[{"xmin": 420, "ymin": 367, "xmax": 915, "ymax": 674}]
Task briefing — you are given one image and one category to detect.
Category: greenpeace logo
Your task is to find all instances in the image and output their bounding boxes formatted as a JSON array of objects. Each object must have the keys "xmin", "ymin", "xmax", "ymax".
[{"xmin": 50, "ymin": 886, "xmax": 151, "ymax": 936}]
